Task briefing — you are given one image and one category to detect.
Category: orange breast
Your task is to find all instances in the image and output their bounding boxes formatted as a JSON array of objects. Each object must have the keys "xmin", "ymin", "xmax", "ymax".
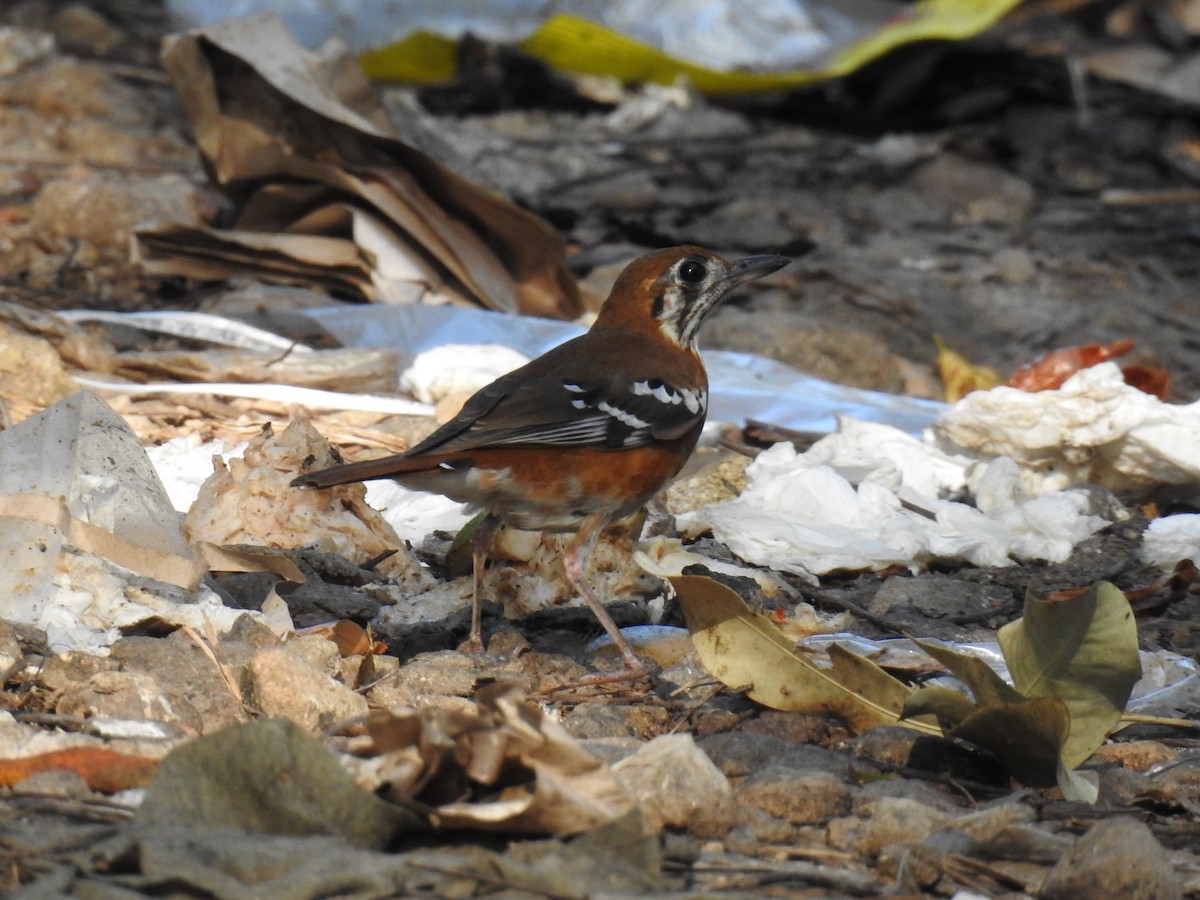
[{"xmin": 395, "ymin": 438, "xmax": 697, "ymax": 532}]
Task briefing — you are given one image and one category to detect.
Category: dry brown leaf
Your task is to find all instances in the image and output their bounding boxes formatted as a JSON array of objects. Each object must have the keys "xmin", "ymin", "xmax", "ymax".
[
  {"xmin": 365, "ymin": 683, "xmax": 632, "ymax": 835},
  {"xmin": 150, "ymin": 14, "xmax": 580, "ymax": 317},
  {"xmin": 197, "ymin": 542, "xmax": 306, "ymax": 584}
]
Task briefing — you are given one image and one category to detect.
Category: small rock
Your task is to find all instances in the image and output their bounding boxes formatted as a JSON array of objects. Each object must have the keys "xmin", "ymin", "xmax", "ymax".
[
  {"xmin": 856, "ymin": 776, "xmax": 966, "ymax": 814},
  {"xmin": 0, "ymin": 620, "xmax": 24, "ymax": 683},
  {"xmin": 38, "ymin": 650, "xmax": 118, "ymax": 693},
  {"xmin": 909, "ymin": 153, "xmax": 1035, "ymax": 227},
  {"xmin": 242, "ymin": 647, "xmax": 368, "ymax": 732},
  {"xmin": 699, "ymin": 731, "xmax": 852, "ymax": 779},
  {"xmin": 0, "ymin": 26, "xmax": 54, "ymax": 78},
  {"xmin": 364, "ymin": 650, "xmax": 535, "ymax": 712},
  {"xmin": 947, "ymin": 800, "xmax": 1036, "ymax": 841},
  {"xmin": 220, "ymin": 614, "xmax": 282, "ymax": 649},
  {"xmin": 1097, "ymin": 766, "xmax": 1156, "ymax": 807},
  {"xmin": 562, "ymin": 702, "xmax": 671, "ymax": 741},
  {"xmin": 111, "ymin": 634, "xmax": 244, "ymax": 734},
  {"xmin": 827, "ymin": 797, "xmax": 953, "ymax": 857},
  {"xmin": 737, "ymin": 711, "xmax": 846, "ymax": 748},
  {"xmin": 991, "ymin": 247, "xmax": 1037, "ymax": 284},
  {"xmin": 613, "ymin": 733, "xmax": 737, "ymax": 838},
  {"xmin": 843, "ymin": 725, "xmax": 918, "ymax": 767},
  {"xmin": 1091, "ymin": 740, "xmax": 1179, "ymax": 772},
  {"xmin": 56, "ymin": 670, "xmax": 202, "ymax": 734},
  {"xmin": 30, "ymin": 170, "xmax": 200, "ymax": 256},
  {"xmin": 13, "ymin": 768, "xmax": 93, "ymax": 799},
  {"xmin": 1038, "ymin": 817, "xmax": 1182, "ymax": 899},
  {"xmin": 51, "ymin": 5, "xmax": 123, "ymax": 56},
  {"xmin": 868, "ymin": 574, "xmax": 997, "ymax": 622},
  {"xmin": 735, "ymin": 766, "xmax": 852, "ymax": 825},
  {"xmin": 283, "ymin": 635, "xmax": 343, "ymax": 678},
  {"xmin": 734, "ymin": 805, "xmax": 803, "ymax": 845}
]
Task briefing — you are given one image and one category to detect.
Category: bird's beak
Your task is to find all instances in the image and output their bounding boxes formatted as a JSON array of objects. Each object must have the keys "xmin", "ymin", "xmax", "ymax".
[{"xmin": 721, "ymin": 254, "xmax": 791, "ymax": 287}]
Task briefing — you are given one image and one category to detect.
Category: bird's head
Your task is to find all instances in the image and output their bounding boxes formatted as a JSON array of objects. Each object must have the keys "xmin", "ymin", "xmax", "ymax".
[{"xmin": 593, "ymin": 246, "xmax": 790, "ymax": 349}]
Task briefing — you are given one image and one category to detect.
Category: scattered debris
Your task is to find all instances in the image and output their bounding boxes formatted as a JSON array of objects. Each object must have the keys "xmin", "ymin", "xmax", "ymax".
[{"xmin": 5, "ymin": 1, "xmax": 1200, "ymax": 896}]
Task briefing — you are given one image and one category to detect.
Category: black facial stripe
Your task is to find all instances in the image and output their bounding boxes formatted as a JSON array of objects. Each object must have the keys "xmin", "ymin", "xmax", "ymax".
[{"xmin": 650, "ymin": 291, "xmax": 666, "ymax": 319}]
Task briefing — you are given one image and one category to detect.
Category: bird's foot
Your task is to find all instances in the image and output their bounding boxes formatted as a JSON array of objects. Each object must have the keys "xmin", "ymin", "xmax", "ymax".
[{"xmin": 459, "ymin": 632, "xmax": 484, "ymax": 654}]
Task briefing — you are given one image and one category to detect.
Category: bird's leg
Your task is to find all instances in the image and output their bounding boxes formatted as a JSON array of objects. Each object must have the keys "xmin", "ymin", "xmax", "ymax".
[
  {"xmin": 466, "ymin": 513, "xmax": 500, "ymax": 653},
  {"xmin": 563, "ymin": 514, "xmax": 644, "ymax": 675}
]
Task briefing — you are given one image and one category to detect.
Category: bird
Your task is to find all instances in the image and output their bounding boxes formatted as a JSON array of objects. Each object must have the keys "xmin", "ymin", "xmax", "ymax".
[{"xmin": 292, "ymin": 246, "xmax": 790, "ymax": 674}]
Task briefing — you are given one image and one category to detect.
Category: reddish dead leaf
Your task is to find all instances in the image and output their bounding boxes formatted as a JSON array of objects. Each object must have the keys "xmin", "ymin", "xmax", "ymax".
[
  {"xmin": 1042, "ymin": 586, "xmax": 1091, "ymax": 603},
  {"xmin": 1006, "ymin": 339, "xmax": 1135, "ymax": 392},
  {"xmin": 1046, "ymin": 562, "xmax": 1198, "ymax": 615},
  {"xmin": 331, "ymin": 620, "xmax": 387, "ymax": 656},
  {"xmin": 0, "ymin": 748, "xmax": 159, "ymax": 793},
  {"xmin": 1121, "ymin": 364, "xmax": 1172, "ymax": 400},
  {"xmin": 0, "ymin": 205, "xmax": 28, "ymax": 225},
  {"xmin": 1126, "ymin": 559, "xmax": 1198, "ymax": 615},
  {"xmin": 296, "ymin": 620, "xmax": 388, "ymax": 656}
]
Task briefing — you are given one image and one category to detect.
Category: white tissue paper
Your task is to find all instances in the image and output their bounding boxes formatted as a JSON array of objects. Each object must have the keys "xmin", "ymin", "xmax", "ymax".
[
  {"xmin": 933, "ymin": 362, "xmax": 1200, "ymax": 495},
  {"xmin": 677, "ymin": 430, "xmax": 1110, "ymax": 583},
  {"xmin": 1140, "ymin": 515, "xmax": 1200, "ymax": 569}
]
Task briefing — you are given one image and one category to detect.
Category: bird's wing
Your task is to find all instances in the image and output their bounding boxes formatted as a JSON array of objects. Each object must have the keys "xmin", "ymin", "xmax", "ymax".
[{"xmin": 409, "ymin": 367, "xmax": 707, "ymax": 456}]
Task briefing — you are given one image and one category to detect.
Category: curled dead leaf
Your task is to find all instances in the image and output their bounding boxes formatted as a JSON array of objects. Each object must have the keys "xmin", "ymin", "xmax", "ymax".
[
  {"xmin": 674, "ymin": 574, "xmax": 938, "ymax": 735},
  {"xmin": 1005, "ymin": 339, "xmax": 1134, "ymax": 392},
  {"xmin": 365, "ymin": 682, "xmax": 633, "ymax": 835}
]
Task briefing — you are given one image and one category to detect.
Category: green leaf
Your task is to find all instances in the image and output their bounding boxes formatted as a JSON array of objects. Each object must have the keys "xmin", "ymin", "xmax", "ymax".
[
  {"xmin": 903, "ymin": 685, "xmax": 980, "ymax": 729},
  {"xmin": 674, "ymin": 575, "xmax": 939, "ymax": 735},
  {"xmin": 950, "ymin": 696, "xmax": 1070, "ymax": 789},
  {"xmin": 998, "ymin": 582, "xmax": 1142, "ymax": 768},
  {"xmin": 911, "ymin": 637, "xmax": 1026, "ymax": 706}
]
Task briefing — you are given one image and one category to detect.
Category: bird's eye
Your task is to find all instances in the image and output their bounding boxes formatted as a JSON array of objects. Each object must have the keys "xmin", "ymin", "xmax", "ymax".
[{"xmin": 678, "ymin": 259, "xmax": 707, "ymax": 284}]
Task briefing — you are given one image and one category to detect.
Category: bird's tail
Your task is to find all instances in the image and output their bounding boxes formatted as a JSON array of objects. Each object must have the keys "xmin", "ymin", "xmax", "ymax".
[{"xmin": 291, "ymin": 452, "xmax": 439, "ymax": 489}]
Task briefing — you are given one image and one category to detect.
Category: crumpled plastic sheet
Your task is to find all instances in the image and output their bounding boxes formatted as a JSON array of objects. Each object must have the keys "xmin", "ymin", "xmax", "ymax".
[
  {"xmin": 299, "ymin": 303, "xmax": 946, "ymax": 436},
  {"xmin": 165, "ymin": 0, "xmax": 859, "ymax": 70},
  {"xmin": 77, "ymin": 304, "xmax": 944, "ymax": 550},
  {"xmin": 66, "ymin": 307, "xmax": 1200, "ymax": 584},
  {"xmin": 165, "ymin": 0, "xmax": 1023, "ymax": 92}
]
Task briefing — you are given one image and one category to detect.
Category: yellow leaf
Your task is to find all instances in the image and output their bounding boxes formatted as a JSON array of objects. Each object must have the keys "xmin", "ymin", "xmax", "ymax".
[
  {"xmin": 674, "ymin": 575, "xmax": 938, "ymax": 735},
  {"xmin": 935, "ymin": 335, "xmax": 1001, "ymax": 403},
  {"xmin": 998, "ymin": 582, "xmax": 1142, "ymax": 769}
]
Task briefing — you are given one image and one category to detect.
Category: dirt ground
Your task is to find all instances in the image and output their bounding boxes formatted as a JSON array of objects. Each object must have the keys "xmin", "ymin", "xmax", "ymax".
[{"xmin": 3, "ymin": 0, "xmax": 1200, "ymax": 897}]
